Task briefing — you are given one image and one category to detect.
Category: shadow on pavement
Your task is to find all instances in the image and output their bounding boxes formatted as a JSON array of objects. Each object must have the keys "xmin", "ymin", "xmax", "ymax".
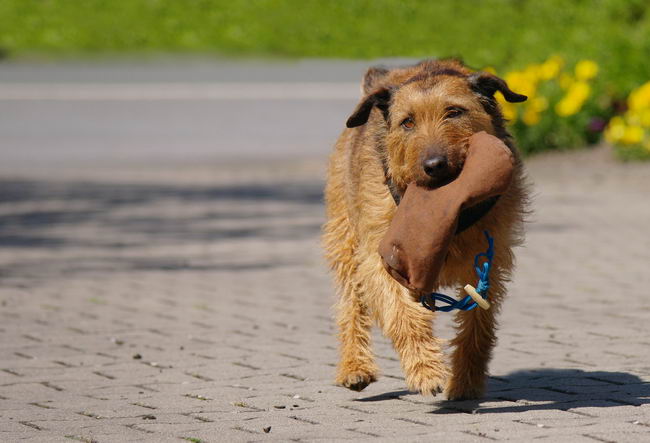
[
  {"xmin": 0, "ymin": 178, "xmax": 323, "ymax": 281},
  {"xmin": 353, "ymin": 369, "xmax": 649, "ymax": 414},
  {"xmin": 0, "ymin": 178, "xmax": 324, "ymax": 249},
  {"xmin": 0, "ymin": 179, "xmax": 324, "ymax": 205},
  {"xmin": 356, "ymin": 390, "xmax": 412, "ymax": 402},
  {"xmin": 436, "ymin": 368, "xmax": 650, "ymax": 414}
]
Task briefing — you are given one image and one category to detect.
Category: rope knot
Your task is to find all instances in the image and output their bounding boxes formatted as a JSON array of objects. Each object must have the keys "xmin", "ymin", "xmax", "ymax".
[{"xmin": 420, "ymin": 230, "xmax": 494, "ymax": 312}]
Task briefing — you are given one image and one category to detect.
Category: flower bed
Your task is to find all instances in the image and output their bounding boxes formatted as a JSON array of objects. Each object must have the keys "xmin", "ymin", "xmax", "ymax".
[{"xmin": 493, "ymin": 57, "xmax": 649, "ymax": 160}]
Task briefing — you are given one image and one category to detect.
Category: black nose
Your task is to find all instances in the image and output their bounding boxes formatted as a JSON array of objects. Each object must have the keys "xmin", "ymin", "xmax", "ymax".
[{"xmin": 423, "ymin": 155, "xmax": 448, "ymax": 178}]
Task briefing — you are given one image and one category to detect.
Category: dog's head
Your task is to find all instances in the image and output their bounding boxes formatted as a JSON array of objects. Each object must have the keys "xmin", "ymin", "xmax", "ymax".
[{"xmin": 346, "ymin": 59, "xmax": 526, "ymax": 192}]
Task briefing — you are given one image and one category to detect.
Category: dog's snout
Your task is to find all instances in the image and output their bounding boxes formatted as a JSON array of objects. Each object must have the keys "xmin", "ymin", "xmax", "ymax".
[{"xmin": 423, "ymin": 155, "xmax": 448, "ymax": 178}]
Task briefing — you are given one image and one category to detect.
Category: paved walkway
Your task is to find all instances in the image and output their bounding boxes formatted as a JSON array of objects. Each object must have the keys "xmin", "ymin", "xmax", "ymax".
[{"xmin": 1, "ymin": 144, "xmax": 649, "ymax": 442}]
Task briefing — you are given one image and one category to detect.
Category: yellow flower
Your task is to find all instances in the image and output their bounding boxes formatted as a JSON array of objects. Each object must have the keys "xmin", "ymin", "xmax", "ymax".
[
  {"xmin": 572, "ymin": 81, "xmax": 591, "ymax": 100},
  {"xmin": 605, "ymin": 116, "xmax": 626, "ymax": 143},
  {"xmin": 609, "ymin": 116, "xmax": 625, "ymax": 128},
  {"xmin": 483, "ymin": 66, "xmax": 497, "ymax": 75},
  {"xmin": 520, "ymin": 97, "xmax": 548, "ymax": 126},
  {"xmin": 530, "ymin": 96, "xmax": 548, "ymax": 112},
  {"xmin": 620, "ymin": 125, "xmax": 644, "ymax": 145},
  {"xmin": 627, "ymin": 81, "xmax": 650, "ymax": 112},
  {"xmin": 640, "ymin": 109, "xmax": 650, "ymax": 127},
  {"xmin": 626, "ymin": 112, "xmax": 641, "ymax": 127},
  {"xmin": 555, "ymin": 82, "xmax": 591, "ymax": 116},
  {"xmin": 539, "ymin": 56, "xmax": 563, "ymax": 80},
  {"xmin": 555, "ymin": 100, "xmax": 573, "ymax": 117},
  {"xmin": 574, "ymin": 60, "xmax": 599, "ymax": 81},
  {"xmin": 522, "ymin": 107, "xmax": 540, "ymax": 125},
  {"xmin": 504, "ymin": 71, "xmax": 536, "ymax": 99},
  {"xmin": 523, "ymin": 65, "xmax": 541, "ymax": 83},
  {"xmin": 496, "ymin": 92, "xmax": 517, "ymax": 121}
]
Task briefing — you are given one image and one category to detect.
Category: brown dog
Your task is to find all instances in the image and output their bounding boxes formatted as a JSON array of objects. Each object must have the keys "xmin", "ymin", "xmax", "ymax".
[{"xmin": 323, "ymin": 59, "xmax": 530, "ymax": 400}]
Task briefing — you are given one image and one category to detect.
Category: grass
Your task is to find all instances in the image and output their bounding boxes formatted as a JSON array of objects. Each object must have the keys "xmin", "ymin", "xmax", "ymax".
[
  {"xmin": 615, "ymin": 144, "xmax": 650, "ymax": 161},
  {"xmin": 0, "ymin": 0, "xmax": 648, "ymax": 94}
]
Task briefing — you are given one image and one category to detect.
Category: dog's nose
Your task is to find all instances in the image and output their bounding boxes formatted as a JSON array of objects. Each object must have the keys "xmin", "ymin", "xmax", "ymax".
[{"xmin": 423, "ymin": 155, "xmax": 448, "ymax": 178}]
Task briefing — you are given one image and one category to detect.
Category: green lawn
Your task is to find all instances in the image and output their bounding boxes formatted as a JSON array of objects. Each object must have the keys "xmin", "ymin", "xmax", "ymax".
[{"xmin": 1, "ymin": 0, "xmax": 648, "ymax": 92}]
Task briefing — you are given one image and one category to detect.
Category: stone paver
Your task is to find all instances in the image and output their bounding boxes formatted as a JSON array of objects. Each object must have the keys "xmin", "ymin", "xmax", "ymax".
[{"xmin": 1, "ymin": 146, "xmax": 650, "ymax": 442}]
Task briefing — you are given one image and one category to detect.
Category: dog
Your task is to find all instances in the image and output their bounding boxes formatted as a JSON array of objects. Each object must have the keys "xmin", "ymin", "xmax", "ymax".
[{"xmin": 322, "ymin": 59, "xmax": 530, "ymax": 400}]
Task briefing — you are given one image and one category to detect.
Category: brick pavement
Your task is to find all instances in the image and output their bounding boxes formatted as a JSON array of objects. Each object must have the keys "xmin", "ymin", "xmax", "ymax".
[{"xmin": 1, "ymin": 147, "xmax": 650, "ymax": 442}]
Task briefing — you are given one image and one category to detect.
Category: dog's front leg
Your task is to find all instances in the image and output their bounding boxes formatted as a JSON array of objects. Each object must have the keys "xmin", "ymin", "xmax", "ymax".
[
  {"xmin": 384, "ymin": 296, "xmax": 449, "ymax": 396},
  {"xmin": 447, "ymin": 269, "xmax": 507, "ymax": 401},
  {"xmin": 370, "ymin": 262, "xmax": 449, "ymax": 396}
]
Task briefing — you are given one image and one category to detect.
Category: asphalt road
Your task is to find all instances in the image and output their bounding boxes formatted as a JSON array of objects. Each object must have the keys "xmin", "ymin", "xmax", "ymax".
[{"xmin": 0, "ymin": 58, "xmax": 397, "ymax": 168}]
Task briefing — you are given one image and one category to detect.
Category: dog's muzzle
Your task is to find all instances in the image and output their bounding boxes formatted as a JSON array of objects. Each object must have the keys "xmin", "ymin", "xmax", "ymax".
[{"xmin": 378, "ymin": 131, "xmax": 515, "ymax": 293}]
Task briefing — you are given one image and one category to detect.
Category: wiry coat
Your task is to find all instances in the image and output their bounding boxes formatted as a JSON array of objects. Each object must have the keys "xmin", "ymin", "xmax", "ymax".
[{"xmin": 323, "ymin": 59, "xmax": 529, "ymax": 399}]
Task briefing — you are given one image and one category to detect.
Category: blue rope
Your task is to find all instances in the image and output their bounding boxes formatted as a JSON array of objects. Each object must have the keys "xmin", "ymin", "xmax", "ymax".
[{"xmin": 420, "ymin": 231, "xmax": 494, "ymax": 312}]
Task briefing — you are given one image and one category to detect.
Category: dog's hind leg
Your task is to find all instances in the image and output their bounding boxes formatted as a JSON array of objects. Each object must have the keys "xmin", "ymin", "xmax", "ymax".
[
  {"xmin": 324, "ymin": 160, "xmax": 379, "ymax": 392},
  {"xmin": 446, "ymin": 269, "xmax": 508, "ymax": 401},
  {"xmin": 335, "ymin": 279, "xmax": 378, "ymax": 392}
]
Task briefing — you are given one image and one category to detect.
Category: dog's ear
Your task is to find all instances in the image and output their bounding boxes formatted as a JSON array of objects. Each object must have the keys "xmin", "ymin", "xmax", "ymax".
[
  {"xmin": 346, "ymin": 87, "xmax": 392, "ymax": 128},
  {"xmin": 362, "ymin": 66, "xmax": 390, "ymax": 94},
  {"xmin": 469, "ymin": 72, "xmax": 527, "ymax": 103}
]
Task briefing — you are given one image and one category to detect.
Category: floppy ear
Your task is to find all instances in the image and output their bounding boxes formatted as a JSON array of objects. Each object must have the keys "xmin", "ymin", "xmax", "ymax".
[
  {"xmin": 362, "ymin": 66, "xmax": 389, "ymax": 94},
  {"xmin": 346, "ymin": 87, "xmax": 392, "ymax": 128},
  {"xmin": 469, "ymin": 72, "xmax": 527, "ymax": 103}
]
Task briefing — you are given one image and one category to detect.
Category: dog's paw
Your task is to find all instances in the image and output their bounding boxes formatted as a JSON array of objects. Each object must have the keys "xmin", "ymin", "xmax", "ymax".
[
  {"xmin": 336, "ymin": 369, "xmax": 377, "ymax": 392},
  {"xmin": 445, "ymin": 379, "xmax": 485, "ymax": 401},
  {"xmin": 405, "ymin": 362, "xmax": 450, "ymax": 396}
]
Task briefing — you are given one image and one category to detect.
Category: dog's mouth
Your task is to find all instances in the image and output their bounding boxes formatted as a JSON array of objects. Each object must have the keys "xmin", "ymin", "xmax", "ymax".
[
  {"xmin": 379, "ymin": 132, "xmax": 515, "ymax": 294},
  {"xmin": 416, "ymin": 170, "xmax": 460, "ymax": 191}
]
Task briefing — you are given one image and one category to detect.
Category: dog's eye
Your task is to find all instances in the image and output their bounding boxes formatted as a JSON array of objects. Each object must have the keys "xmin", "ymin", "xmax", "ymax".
[
  {"xmin": 401, "ymin": 117, "xmax": 415, "ymax": 130},
  {"xmin": 445, "ymin": 107, "xmax": 466, "ymax": 119}
]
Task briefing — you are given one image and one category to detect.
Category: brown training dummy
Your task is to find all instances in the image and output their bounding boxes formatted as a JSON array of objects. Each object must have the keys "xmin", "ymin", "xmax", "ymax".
[{"xmin": 378, "ymin": 131, "xmax": 515, "ymax": 296}]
